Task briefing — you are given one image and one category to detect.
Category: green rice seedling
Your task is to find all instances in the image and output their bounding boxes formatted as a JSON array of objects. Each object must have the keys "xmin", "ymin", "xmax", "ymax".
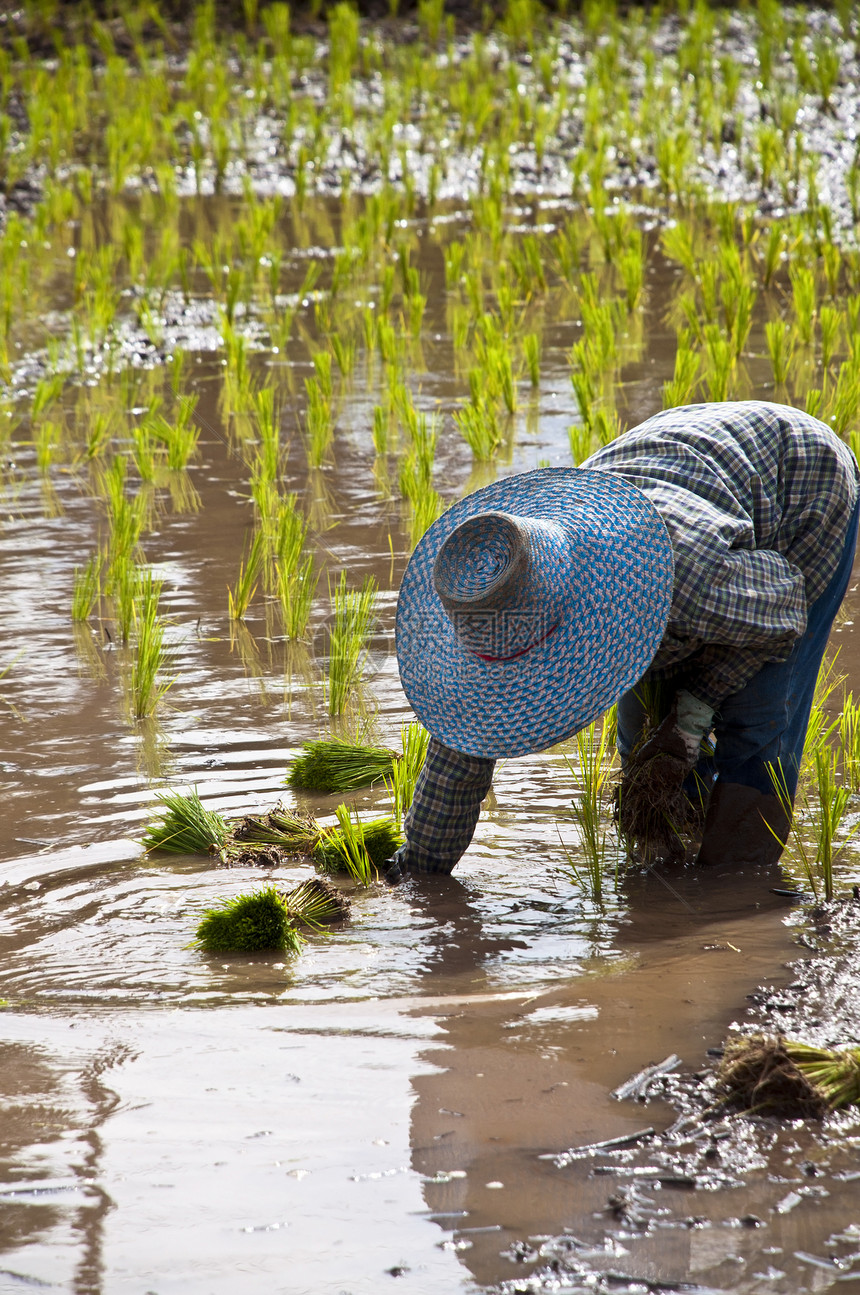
[
  {"xmin": 662, "ymin": 337, "xmax": 701, "ymax": 408},
  {"xmin": 820, "ymin": 305, "xmax": 842, "ymax": 371},
  {"xmin": 313, "ymin": 808, "xmax": 401, "ymax": 882},
  {"xmin": 102, "ymin": 459, "xmax": 146, "ymax": 570},
  {"xmin": 331, "ymin": 332, "xmax": 356, "ymax": 378},
  {"xmin": 282, "ymin": 876, "xmax": 351, "ymax": 927},
  {"xmin": 802, "ymin": 654, "xmax": 843, "ymax": 766},
  {"xmin": 277, "ymin": 555, "xmax": 318, "ymax": 641},
  {"xmin": 760, "ymin": 223, "xmax": 785, "ymax": 288},
  {"xmin": 328, "ymin": 2, "xmax": 360, "ymax": 94},
  {"xmin": 568, "ymin": 422, "xmax": 593, "ymax": 466},
  {"xmin": 270, "ymin": 495, "xmax": 307, "ymax": 581},
  {"xmin": 823, "ymin": 243, "xmax": 842, "ymax": 299},
  {"xmin": 418, "ymin": 0, "xmax": 445, "ymax": 42},
  {"xmin": 142, "ymin": 787, "xmax": 230, "ymax": 854},
  {"xmin": 326, "ymin": 572, "xmax": 377, "ymax": 717},
  {"xmin": 523, "ymin": 333, "xmax": 541, "ymax": 387},
  {"xmin": 33, "ymin": 419, "xmax": 62, "ymax": 473},
  {"xmin": 661, "ymin": 222, "xmax": 697, "ymax": 277},
  {"xmin": 131, "ymin": 421, "xmax": 159, "ymax": 483},
  {"xmin": 71, "ymin": 553, "xmax": 103, "ymax": 621},
  {"xmin": 562, "ymin": 715, "xmax": 617, "ymax": 903},
  {"xmin": 769, "ymin": 749, "xmax": 855, "ymax": 904},
  {"xmin": 372, "ymin": 405, "xmax": 389, "ymax": 456},
  {"xmin": 228, "ymin": 528, "xmax": 266, "ymax": 621},
  {"xmin": 618, "ymin": 237, "xmax": 645, "ymax": 312},
  {"xmin": 806, "ymin": 389, "xmax": 824, "ymax": 420},
  {"xmin": 408, "ymin": 488, "xmax": 445, "ymax": 549},
  {"xmin": 193, "ymin": 887, "xmax": 304, "ymax": 955},
  {"xmin": 444, "ymin": 241, "xmax": 466, "ymax": 291},
  {"xmin": 453, "ymin": 400, "xmax": 503, "ymax": 460},
  {"xmin": 826, "ymin": 362, "xmax": 860, "ymax": 437},
  {"xmin": 790, "ymin": 264, "xmax": 817, "ymax": 346},
  {"xmin": 386, "ymin": 720, "xmax": 429, "ymax": 826},
  {"xmin": 571, "ymin": 365, "xmax": 596, "ymax": 433},
  {"xmin": 703, "ymin": 324, "xmax": 733, "ymax": 401},
  {"xmin": 315, "ymin": 803, "xmax": 374, "ymax": 884},
  {"xmin": 287, "ymin": 737, "xmax": 398, "ymax": 793},
  {"xmin": 838, "ymin": 691, "xmax": 860, "ymax": 794},
  {"xmin": 131, "ymin": 570, "xmax": 173, "ymax": 719},
  {"xmin": 303, "ymin": 377, "xmax": 334, "ymax": 468},
  {"xmin": 765, "ymin": 319, "xmax": 793, "ymax": 386},
  {"xmin": 251, "ymin": 387, "xmax": 280, "ymax": 481},
  {"xmin": 112, "ymin": 557, "xmax": 138, "ymax": 645},
  {"xmin": 593, "ymin": 407, "xmax": 621, "ymax": 447}
]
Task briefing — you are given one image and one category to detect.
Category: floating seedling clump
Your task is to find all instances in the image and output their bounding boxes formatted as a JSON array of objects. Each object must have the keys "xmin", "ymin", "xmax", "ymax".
[
  {"xmin": 287, "ymin": 737, "xmax": 399, "ymax": 793},
  {"xmin": 718, "ymin": 1033, "xmax": 860, "ymax": 1118}
]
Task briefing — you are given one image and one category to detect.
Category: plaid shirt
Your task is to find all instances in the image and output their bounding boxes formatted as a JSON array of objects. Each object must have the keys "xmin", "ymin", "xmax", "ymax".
[{"xmin": 389, "ymin": 402, "xmax": 859, "ymax": 877}]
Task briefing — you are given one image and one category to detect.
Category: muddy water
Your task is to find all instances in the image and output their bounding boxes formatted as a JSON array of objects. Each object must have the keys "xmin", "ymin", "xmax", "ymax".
[{"xmin": 2, "ymin": 214, "xmax": 860, "ymax": 1294}]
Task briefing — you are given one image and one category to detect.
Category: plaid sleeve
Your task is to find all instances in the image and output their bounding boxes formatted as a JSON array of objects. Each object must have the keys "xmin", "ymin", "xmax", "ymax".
[{"xmin": 387, "ymin": 737, "xmax": 495, "ymax": 877}]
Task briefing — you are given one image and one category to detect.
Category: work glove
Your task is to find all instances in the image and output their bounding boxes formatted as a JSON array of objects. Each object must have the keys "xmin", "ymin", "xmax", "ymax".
[
  {"xmin": 630, "ymin": 689, "xmax": 714, "ymax": 771},
  {"xmin": 619, "ymin": 690, "xmax": 714, "ymax": 863}
]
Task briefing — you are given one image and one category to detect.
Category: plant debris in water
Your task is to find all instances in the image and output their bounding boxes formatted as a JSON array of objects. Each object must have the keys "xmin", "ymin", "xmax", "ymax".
[{"xmin": 287, "ymin": 737, "xmax": 399, "ymax": 794}]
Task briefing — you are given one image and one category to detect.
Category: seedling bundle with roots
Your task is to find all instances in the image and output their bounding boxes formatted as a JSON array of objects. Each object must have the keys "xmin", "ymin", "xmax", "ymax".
[
  {"xmin": 142, "ymin": 789, "xmax": 401, "ymax": 883},
  {"xmin": 718, "ymin": 1033, "xmax": 860, "ymax": 1118},
  {"xmin": 192, "ymin": 877, "xmax": 351, "ymax": 955},
  {"xmin": 616, "ymin": 752, "xmax": 705, "ymax": 864}
]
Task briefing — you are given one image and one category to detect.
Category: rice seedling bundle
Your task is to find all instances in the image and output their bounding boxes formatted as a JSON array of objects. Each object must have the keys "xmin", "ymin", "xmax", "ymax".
[
  {"xmin": 193, "ymin": 886, "xmax": 304, "ymax": 954},
  {"xmin": 142, "ymin": 788, "xmax": 230, "ymax": 854},
  {"xmin": 230, "ymin": 806, "xmax": 320, "ymax": 852},
  {"xmin": 283, "ymin": 876, "xmax": 351, "ymax": 927},
  {"xmin": 719, "ymin": 1033, "xmax": 860, "ymax": 1117},
  {"xmin": 287, "ymin": 737, "xmax": 399, "ymax": 793},
  {"xmin": 193, "ymin": 875, "xmax": 350, "ymax": 955}
]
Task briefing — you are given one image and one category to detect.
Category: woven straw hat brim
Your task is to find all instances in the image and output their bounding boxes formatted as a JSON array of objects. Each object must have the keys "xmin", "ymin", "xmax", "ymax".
[{"xmin": 396, "ymin": 467, "xmax": 674, "ymax": 758}]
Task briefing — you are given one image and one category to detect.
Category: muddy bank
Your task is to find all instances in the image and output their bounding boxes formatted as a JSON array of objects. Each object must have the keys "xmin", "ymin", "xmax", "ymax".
[{"xmin": 495, "ymin": 896, "xmax": 860, "ymax": 1294}]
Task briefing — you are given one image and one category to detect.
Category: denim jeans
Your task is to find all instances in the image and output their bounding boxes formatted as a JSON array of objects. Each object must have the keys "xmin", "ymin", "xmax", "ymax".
[{"xmin": 617, "ymin": 496, "xmax": 860, "ymax": 801}]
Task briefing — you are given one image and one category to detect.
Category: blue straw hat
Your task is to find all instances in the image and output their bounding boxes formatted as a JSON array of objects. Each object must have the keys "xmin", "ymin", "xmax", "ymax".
[{"xmin": 395, "ymin": 467, "xmax": 674, "ymax": 758}]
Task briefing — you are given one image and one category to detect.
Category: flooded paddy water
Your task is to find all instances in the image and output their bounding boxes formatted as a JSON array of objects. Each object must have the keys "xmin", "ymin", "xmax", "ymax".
[{"xmin": 3, "ymin": 3, "xmax": 860, "ymax": 1291}]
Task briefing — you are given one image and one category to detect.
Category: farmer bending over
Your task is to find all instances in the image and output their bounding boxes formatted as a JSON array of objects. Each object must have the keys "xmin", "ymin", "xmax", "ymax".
[{"xmin": 388, "ymin": 401, "xmax": 860, "ymax": 880}]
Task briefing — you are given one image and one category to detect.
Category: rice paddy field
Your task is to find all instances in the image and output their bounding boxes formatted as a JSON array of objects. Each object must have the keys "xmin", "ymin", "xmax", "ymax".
[{"xmin": 3, "ymin": 2, "xmax": 860, "ymax": 1291}]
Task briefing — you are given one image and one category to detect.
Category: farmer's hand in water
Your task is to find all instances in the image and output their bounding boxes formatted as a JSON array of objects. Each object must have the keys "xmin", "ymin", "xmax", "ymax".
[{"xmin": 619, "ymin": 690, "xmax": 714, "ymax": 863}]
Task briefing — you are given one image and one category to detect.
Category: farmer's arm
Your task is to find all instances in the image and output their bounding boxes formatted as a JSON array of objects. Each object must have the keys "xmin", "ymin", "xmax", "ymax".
[{"xmin": 386, "ymin": 737, "xmax": 495, "ymax": 879}]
